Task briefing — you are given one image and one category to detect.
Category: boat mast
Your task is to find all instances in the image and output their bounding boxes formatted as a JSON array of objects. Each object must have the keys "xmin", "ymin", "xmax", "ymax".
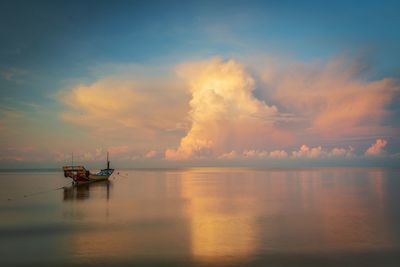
[{"xmin": 107, "ymin": 151, "xmax": 110, "ymax": 169}]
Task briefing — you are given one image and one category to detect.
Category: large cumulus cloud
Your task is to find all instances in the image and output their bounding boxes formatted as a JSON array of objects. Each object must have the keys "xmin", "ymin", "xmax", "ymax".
[
  {"xmin": 57, "ymin": 56, "xmax": 399, "ymax": 163},
  {"xmin": 165, "ymin": 58, "xmax": 290, "ymax": 160}
]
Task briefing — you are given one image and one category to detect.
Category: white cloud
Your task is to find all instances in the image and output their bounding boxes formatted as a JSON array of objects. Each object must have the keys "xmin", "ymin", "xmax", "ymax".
[{"xmin": 165, "ymin": 57, "xmax": 290, "ymax": 160}]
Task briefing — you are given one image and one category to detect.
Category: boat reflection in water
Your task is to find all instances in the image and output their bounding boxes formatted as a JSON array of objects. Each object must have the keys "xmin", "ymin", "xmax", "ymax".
[{"xmin": 63, "ymin": 180, "xmax": 111, "ymax": 201}]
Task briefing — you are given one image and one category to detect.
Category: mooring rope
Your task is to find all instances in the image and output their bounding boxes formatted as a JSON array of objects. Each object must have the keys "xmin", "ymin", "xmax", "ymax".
[
  {"xmin": 4, "ymin": 186, "xmax": 66, "ymax": 202},
  {"xmin": 3, "ymin": 172, "xmax": 129, "ymax": 202},
  {"xmin": 112, "ymin": 172, "xmax": 129, "ymax": 179}
]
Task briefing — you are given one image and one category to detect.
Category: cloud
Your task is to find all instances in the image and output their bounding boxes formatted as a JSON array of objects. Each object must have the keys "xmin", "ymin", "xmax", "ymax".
[
  {"xmin": 53, "ymin": 56, "xmax": 399, "ymax": 165},
  {"xmin": 269, "ymin": 150, "xmax": 288, "ymax": 159},
  {"xmin": 0, "ymin": 66, "xmax": 27, "ymax": 82},
  {"xmin": 60, "ymin": 77, "xmax": 187, "ymax": 131},
  {"xmin": 259, "ymin": 57, "xmax": 398, "ymax": 138},
  {"xmin": 243, "ymin": 150, "xmax": 267, "ymax": 158},
  {"xmin": 217, "ymin": 146, "xmax": 354, "ymax": 160},
  {"xmin": 144, "ymin": 150, "xmax": 158, "ymax": 158},
  {"xmin": 108, "ymin": 146, "xmax": 130, "ymax": 155},
  {"xmin": 330, "ymin": 146, "xmax": 354, "ymax": 157},
  {"xmin": 59, "ymin": 76, "xmax": 189, "ymax": 154},
  {"xmin": 165, "ymin": 58, "xmax": 290, "ymax": 160},
  {"xmin": 292, "ymin": 145, "xmax": 325, "ymax": 159},
  {"xmin": 241, "ymin": 149, "xmax": 288, "ymax": 158},
  {"xmin": 218, "ymin": 149, "xmax": 284, "ymax": 159},
  {"xmin": 365, "ymin": 139, "xmax": 388, "ymax": 156},
  {"xmin": 218, "ymin": 150, "xmax": 239, "ymax": 159},
  {"xmin": 291, "ymin": 145, "xmax": 355, "ymax": 159}
]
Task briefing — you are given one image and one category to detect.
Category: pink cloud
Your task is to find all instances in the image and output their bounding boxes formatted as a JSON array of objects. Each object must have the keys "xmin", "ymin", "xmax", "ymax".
[
  {"xmin": 260, "ymin": 57, "xmax": 398, "ymax": 138},
  {"xmin": 365, "ymin": 139, "xmax": 388, "ymax": 156},
  {"xmin": 292, "ymin": 145, "xmax": 325, "ymax": 158}
]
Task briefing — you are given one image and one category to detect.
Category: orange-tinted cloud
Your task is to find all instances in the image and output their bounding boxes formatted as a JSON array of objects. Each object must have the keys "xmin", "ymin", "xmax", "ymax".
[
  {"xmin": 56, "ymin": 56, "xmax": 398, "ymax": 164},
  {"xmin": 365, "ymin": 139, "xmax": 388, "ymax": 156},
  {"xmin": 59, "ymin": 76, "xmax": 189, "ymax": 155},
  {"xmin": 60, "ymin": 77, "xmax": 187, "ymax": 131},
  {"xmin": 165, "ymin": 58, "xmax": 291, "ymax": 160}
]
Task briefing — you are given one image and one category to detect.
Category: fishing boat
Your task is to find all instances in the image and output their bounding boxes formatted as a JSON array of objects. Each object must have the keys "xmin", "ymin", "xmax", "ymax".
[{"xmin": 63, "ymin": 152, "xmax": 114, "ymax": 184}]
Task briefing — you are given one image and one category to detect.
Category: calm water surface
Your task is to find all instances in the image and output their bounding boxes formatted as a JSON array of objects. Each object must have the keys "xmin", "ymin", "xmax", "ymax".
[{"xmin": 1, "ymin": 168, "xmax": 400, "ymax": 266}]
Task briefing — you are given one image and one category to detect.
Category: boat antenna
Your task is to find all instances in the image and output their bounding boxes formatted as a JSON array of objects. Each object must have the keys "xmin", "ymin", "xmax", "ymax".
[
  {"xmin": 107, "ymin": 151, "xmax": 110, "ymax": 169},
  {"xmin": 72, "ymin": 152, "xmax": 74, "ymax": 166}
]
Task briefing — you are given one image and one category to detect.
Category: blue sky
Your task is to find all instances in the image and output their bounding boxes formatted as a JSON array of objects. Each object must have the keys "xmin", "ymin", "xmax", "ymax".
[
  {"xmin": 2, "ymin": 1, "xmax": 400, "ymax": 75},
  {"xmin": 0, "ymin": 0, "xmax": 399, "ymax": 168}
]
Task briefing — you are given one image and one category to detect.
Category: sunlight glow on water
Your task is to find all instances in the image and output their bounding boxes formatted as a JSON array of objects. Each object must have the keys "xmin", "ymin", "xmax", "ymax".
[{"xmin": 1, "ymin": 168, "xmax": 400, "ymax": 266}]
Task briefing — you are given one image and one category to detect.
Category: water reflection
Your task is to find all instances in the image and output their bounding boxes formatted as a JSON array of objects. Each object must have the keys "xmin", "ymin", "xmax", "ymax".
[
  {"xmin": 57, "ymin": 169, "xmax": 400, "ymax": 266},
  {"xmin": 63, "ymin": 180, "xmax": 111, "ymax": 201},
  {"xmin": 177, "ymin": 169, "xmax": 396, "ymax": 264},
  {"xmin": 63, "ymin": 173, "xmax": 191, "ymax": 264},
  {"xmin": 179, "ymin": 170, "xmax": 257, "ymax": 263},
  {"xmin": 271, "ymin": 170, "xmax": 389, "ymax": 252}
]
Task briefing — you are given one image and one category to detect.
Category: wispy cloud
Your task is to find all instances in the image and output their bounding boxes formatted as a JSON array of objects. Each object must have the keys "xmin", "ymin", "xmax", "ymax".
[
  {"xmin": 0, "ymin": 66, "xmax": 27, "ymax": 83},
  {"xmin": 59, "ymin": 76, "xmax": 189, "ymax": 154},
  {"xmin": 144, "ymin": 150, "xmax": 158, "ymax": 158},
  {"xmin": 259, "ymin": 57, "xmax": 398, "ymax": 138}
]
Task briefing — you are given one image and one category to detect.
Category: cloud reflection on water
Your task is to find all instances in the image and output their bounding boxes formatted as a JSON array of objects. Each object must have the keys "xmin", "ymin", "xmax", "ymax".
[{"xmin": 61, "ymin": 169, "xmax": 398, "ymax": 265}]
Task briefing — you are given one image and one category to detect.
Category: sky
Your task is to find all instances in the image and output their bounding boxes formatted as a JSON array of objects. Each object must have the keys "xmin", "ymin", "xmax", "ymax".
[{"xmin": 0, "ymin": 0, "xmax": 399, "ymax": 168}]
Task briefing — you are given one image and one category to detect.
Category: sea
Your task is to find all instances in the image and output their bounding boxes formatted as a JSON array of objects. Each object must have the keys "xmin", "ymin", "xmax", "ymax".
[{"xmin": 1, "ymin": 168, "xmax": 400, "ymax": 267}]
